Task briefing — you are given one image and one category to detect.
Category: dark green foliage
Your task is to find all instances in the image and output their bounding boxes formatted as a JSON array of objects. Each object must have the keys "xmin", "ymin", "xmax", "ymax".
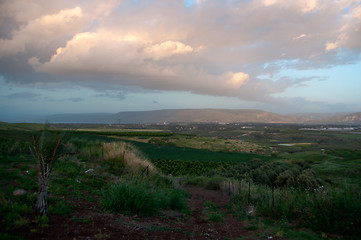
[
  {"xmin": 327, "ymin": 149, "xmax": 361, "ymax": 160},
  {"xmin": 183, "ymin": 176, "xmax": 228, "ymax": 190},
  {"xmin": 274, "ymin": 165, "xmax": 301, "ymax": 187},
  {"xmin": 0, "ymin": 131, "xmax": 32, "ymax": 155},
  {"xmin": 48, "ymin": 199, "xmax": 74, "ymax": 215},
  {"xmin": 232, "ymin": 182, "xmax": 361, "ymax": 236},
  {"xmin": 51, "ymin": 158, "xmax": 107, "ymax": 197},
  {"xmin": 102, "ymin": 180, "xmax": 188, "ymax": 216},
  {"xmin": 0, "ymin": 233, "xmax": 26, "ymax": 240},
  {"xmin": 297, "ymin": 169, "xmax": 319, "ymax": 189},
  {"xmin": 202, "ymin": 201, "xmax": 224, "ymax": 222},
  {"xmin": 151, "ymin": 158, "xmax": 235, "ymax": 176},
  {"xmin": 0, "ymin": 199, "xmax": 35, "ymax": 231},
  {"xmin": 124, "ymin": 140, "xmax": 272, "ymax": 163},
  {"xmin": 103, "ymin": 156, "xmax": 125, "ymax": 175},
  {"xmin": 209, "ymin": 159, "xmax": 321, "ymax": 189},
  {"xmin": 71, "ymin": 130, "xmax": 173, "ymax": 138}
]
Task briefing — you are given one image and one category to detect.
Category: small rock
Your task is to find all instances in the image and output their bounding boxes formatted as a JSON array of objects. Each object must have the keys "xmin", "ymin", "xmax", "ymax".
[
  {"xmin": 13, "ymin": 189, "xmax": 27, "ymax": 196},
  {"xmin": 84, "ymin": 169, "xmax": 94, "ymax": 174}
]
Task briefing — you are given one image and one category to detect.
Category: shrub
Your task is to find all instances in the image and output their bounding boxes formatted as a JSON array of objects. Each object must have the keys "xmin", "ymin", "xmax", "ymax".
[
  {"xmin": 102, "ymin": 180, "xmax": 188, "ymax": 216},
  {"xmin": 232, "ymin": 182, "xmax": 361, "ymax": 236}
]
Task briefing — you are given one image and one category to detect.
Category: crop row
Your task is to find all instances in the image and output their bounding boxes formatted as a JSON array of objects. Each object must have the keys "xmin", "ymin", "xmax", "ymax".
[
  {"xmin": 150, "ymin": 158, "xmax": 236, "ymax": 176},
  {"xmin": 75, "ymin": 131, "xmax": 174, "ymax": 137},
  {"xmin": 326, "ymin": 149, "xmax": 361, "ymax": 160}
]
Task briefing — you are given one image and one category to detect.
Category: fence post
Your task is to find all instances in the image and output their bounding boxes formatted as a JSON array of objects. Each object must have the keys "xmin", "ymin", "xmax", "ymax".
[
  {"xmin": 272, "ymin": 185, "xmax": 275, "ymax": 209},
  {"xmin": 248, "ymin": 181, "xmax": 251, "ymax": 204},
  {"xmin": 239, "ymin": 179, "xmax": 242, "ymax": 196},
  {"xmin": 101, "ymin": 143, "xmax": 104, "ymax": 161}
]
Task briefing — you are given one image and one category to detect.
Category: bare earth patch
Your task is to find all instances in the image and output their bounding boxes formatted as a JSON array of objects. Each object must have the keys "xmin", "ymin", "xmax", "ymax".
[{"xmin": 17, "ymin": 187, "xmax": 286, "ymax": 240}]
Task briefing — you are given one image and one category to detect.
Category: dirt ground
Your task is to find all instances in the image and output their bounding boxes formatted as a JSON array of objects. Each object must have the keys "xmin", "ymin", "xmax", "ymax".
[{"xmin": 18, "ymin": 187, "xmax": 282, "ymax": 240}]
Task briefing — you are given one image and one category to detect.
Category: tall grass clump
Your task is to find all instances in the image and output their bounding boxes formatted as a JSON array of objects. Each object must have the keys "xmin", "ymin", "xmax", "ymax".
[
  {"xmin": 233, "ymin": 182, "xmax": 361, "ymax": 236},
  {"xmin": 102, "ymin": 142, "xmax": 157, "ymax": 176},
  {"xmin": 101, "ymin": 180, "xmax": 188, "ymax": 216}
]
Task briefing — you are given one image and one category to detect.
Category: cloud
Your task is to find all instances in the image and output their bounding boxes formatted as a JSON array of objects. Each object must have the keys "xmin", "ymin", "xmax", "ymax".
[
  {"xmin": 144, "ymin": 41, "xmax": 195, "ymax": 60},
  {"xmin": 66, "ymin": 97, "xmax": 84, "ymax": 102},
  {"xmin": 0, "ymin": 6, "xmax": 85, "ymax": 58},
  {"xmin": 1, "ymin": 0, "xmax": 361, "ymax": 106},
  {"xmin": 293, "ymin": 34, "xmax": 307, "ymax": 40},
  {"xmin": 6, "ymin": 92, "xmax": 39, "ymax": 100},
  {"xmin": 95, "ymin": 91, "xmax": 126, "ymax": 100}
]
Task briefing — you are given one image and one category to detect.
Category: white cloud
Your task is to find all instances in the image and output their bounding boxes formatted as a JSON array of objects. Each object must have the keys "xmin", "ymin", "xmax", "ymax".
[
  {"xmin": 325, "ymin": 41, "xmax": 340, "ymax": 51},
  {"xmin": 29, "ymin": 30, "xmax": 197, "ymax": 79},
  {"xmin": 293, "ymin": 34, "xmax": 307, "ymax": 40},
  {"xmin": 226, "ymin": 72, "xmax": 249, "ymax": 89},
  {"xmin": 0, "ymin": 6, "xmax": 85, "ymax": 58},
  {"xmin": 262, "ymin": 0, "xmax": 321, "ymax": 13},
  {"xmin": 144, "ymin": 41, "xmax": 194, "ymax": 60}
]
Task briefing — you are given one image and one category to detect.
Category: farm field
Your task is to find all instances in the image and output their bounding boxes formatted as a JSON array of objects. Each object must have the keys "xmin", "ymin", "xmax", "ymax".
[{"xmin": 0, "ymin": 122, "xmax": 360, "ymax": 239}]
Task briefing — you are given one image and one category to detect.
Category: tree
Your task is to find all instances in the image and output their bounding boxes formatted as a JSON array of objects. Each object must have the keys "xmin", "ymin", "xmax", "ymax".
[{"xmin": 30, "ymin": 131, "xmax": 67, "ymax": 215}]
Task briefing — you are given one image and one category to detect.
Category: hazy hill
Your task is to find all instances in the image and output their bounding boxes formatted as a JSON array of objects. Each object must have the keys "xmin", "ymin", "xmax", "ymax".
[
  {"xmin": 47, "ymin": 109, "xmax": 300, "ymax": 124},
  {"xmin": 114, "ymin": 109, "xmax": 302, "ymax": 123},
  {"xmin": 46, "ymin": 113, "xmax": 114, "ymax": 123},
  {"xmin": 45, "ymin": 109, "xmax": 361, "ymax": 125},
  {"xmin": 314, "ymin": 112, "xmax": 361, "ymax": 124}
]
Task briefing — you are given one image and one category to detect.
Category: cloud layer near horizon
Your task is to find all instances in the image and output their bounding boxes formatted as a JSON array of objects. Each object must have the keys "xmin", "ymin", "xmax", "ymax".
[{"xmin": 1, "ymin": 0, "xmax": 361, "ymax": 106}]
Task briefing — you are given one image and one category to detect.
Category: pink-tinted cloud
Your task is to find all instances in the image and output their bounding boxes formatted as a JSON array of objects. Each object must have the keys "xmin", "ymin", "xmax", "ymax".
[{"xmin": 1, "ymin": 0, "xmax": 360, "ymax": 105}]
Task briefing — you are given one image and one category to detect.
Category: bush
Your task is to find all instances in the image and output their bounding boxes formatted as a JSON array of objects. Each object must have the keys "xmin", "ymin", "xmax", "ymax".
[
  {"xmin": 232, "ymin": 182, "xmax": 361, "ymax": 236},
  {"xmin": 102, "ymin": 180, "xmax": 188, "ymax": 216}
]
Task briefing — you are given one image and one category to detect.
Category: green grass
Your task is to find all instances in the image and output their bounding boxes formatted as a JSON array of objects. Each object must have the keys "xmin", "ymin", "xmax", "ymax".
[
  {"xmin": 101, "ymin": 180, "xmax": 188, "ymax": 216},
  {"xmin": 124, "ymin": 139, "xmax": 273, "ymax": 163}
]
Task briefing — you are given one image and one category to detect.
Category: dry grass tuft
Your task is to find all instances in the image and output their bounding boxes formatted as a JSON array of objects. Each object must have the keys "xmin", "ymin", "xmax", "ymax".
[{"xmin": 102, "ymin": 142, "xmax": 157, "ymax": 175}]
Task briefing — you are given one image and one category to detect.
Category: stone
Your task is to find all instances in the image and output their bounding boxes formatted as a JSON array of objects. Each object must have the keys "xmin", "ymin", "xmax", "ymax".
[{"xmin": 13, "ymin": 189, "xmax": 27, "ymax": 196}]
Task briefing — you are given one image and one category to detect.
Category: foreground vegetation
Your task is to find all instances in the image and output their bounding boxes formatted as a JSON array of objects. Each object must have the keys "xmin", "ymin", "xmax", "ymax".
[{"xmin": 0, "ymin": 122, "xmax": 360, "ymax": 239}]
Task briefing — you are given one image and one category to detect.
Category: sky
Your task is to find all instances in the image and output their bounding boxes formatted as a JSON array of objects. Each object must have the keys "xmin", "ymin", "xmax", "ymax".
[{"xmin": 0, "ymin": 0, "xmax": 361, "ymax": 122}]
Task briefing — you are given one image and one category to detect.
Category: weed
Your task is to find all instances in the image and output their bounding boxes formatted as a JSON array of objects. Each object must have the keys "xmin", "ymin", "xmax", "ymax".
[
  {"xmin": 207, "ymin": 212, "xmax": 224, "ymax": 222},
  {"xmin": 94, "ymin": 229, "xmax": 110, "ymax": 239},
  {"xmin": 35, "ymin": 215, "xmax": 49, "ymax": 228},
  {"xmin": 72, "ymin": 216, "xmax": 91, "ymax": 224},
  {"xmin": 48, "ymin": 199, "xmax": 74, "ymax": 215},
  {"xmin": 245, "ymin": 225, "xmax": 258, "ymax": 231}
]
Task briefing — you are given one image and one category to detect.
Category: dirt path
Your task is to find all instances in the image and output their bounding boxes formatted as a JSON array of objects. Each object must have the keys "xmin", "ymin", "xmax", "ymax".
[
  {"xmin": 25, "ymin": 186, "xmax": 268, "ymax": 240},
  {"xmin": 185, "ymin": 186, "xmax": 249, "ymax": 239}
]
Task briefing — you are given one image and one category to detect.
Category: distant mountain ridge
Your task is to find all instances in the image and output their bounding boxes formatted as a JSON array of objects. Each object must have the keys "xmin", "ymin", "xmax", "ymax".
[
  {"xmin": 46, "ymin": 109, "xmax": 361, "ymax": 125},
  {"xmin": 311, "ymin": 112, "xmax": 361, "ymax": 124}
]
